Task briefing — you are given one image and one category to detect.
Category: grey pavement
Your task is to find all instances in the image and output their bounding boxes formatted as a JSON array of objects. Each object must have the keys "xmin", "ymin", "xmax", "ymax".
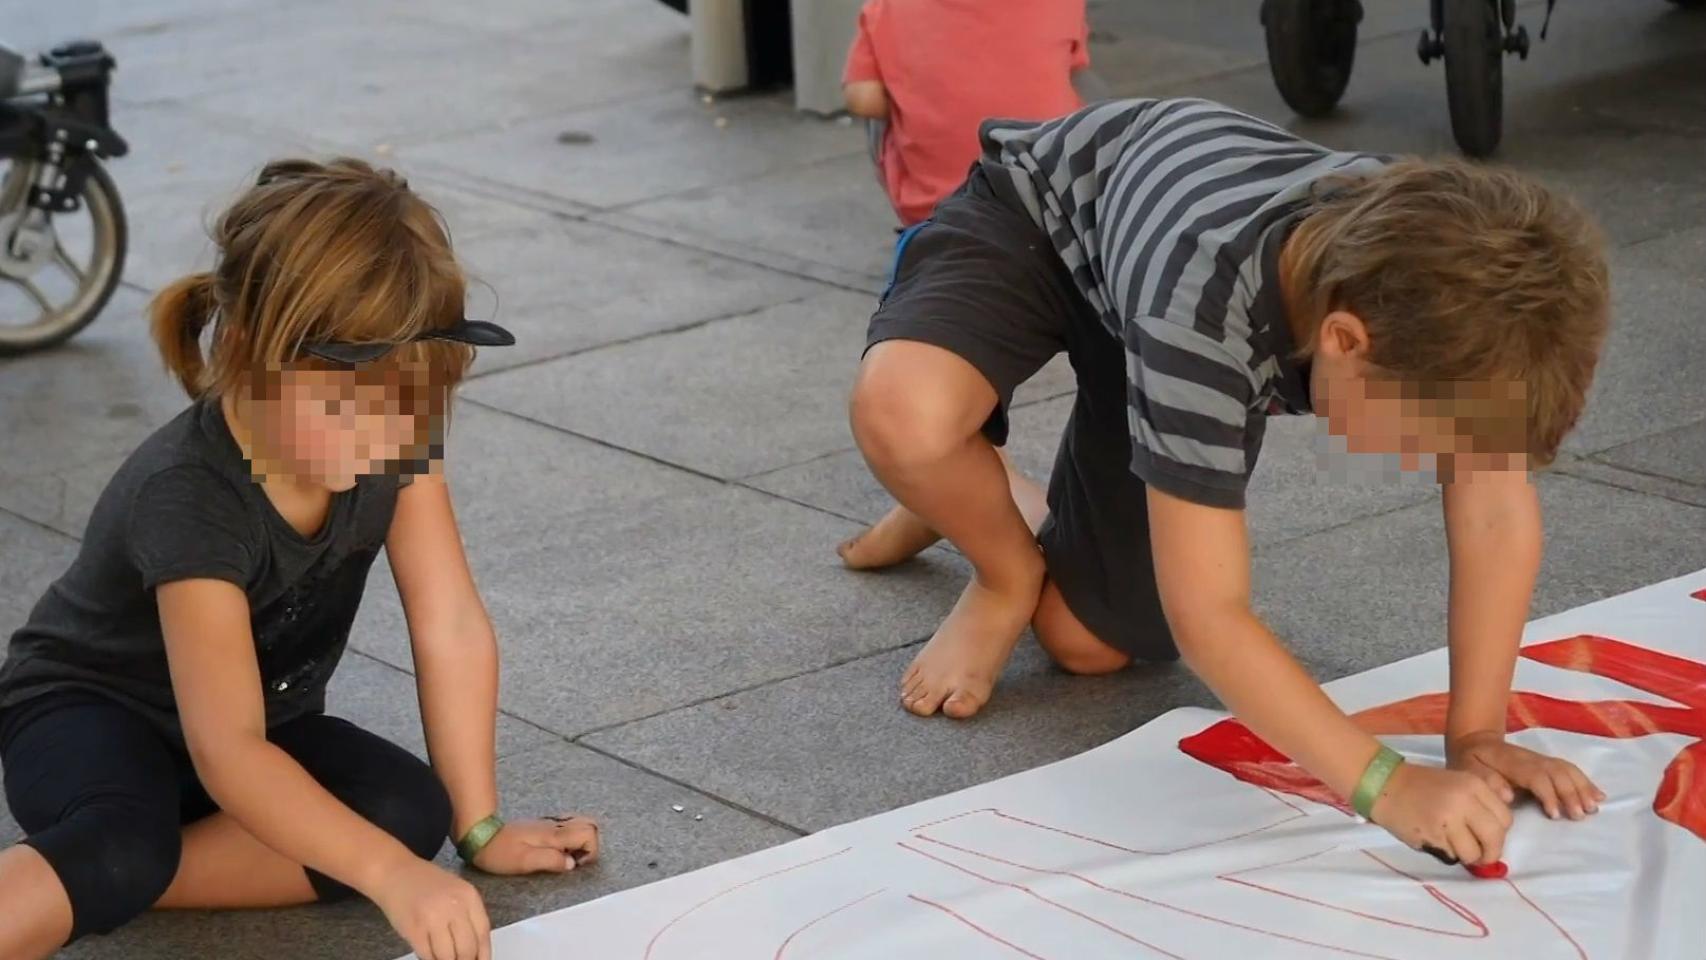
[{"xmin": 2, "ymin": 1, "xmax": 1704, "ymax": 957}]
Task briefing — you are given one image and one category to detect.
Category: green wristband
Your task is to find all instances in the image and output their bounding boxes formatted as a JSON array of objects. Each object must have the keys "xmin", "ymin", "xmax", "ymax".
[
  {"xmin": 1352, "ymin": 745, "xmax": 1405, "ymax": 820},
  {"xmin": 455, "ymin": 814, "xmax": 504, "ymax": 864}
]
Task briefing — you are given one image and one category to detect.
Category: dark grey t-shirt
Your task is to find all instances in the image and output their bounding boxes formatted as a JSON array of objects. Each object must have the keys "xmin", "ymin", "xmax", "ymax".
[{"xmin": 0, "ymin": 400, "xmax": 400, "ymax": 743}]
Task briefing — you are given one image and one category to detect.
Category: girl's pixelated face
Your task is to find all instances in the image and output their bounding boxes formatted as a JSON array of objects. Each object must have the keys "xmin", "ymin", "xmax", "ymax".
[{"xmin": 264, "ymin": 366, "xmax": 433, "ymax": 490}]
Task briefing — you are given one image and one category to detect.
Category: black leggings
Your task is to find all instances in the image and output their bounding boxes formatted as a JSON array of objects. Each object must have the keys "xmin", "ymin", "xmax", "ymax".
[{"xmin": 0, "ymin": 691, "xmax": 451, "ymax": 942}]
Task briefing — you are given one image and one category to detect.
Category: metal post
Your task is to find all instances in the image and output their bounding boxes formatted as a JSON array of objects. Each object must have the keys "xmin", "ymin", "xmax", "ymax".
[
  {"xmin": 691, "ymin": 0, "xmax": 750, "ymax": 93},
  {"xmin": 789, "ymin": 0, "xmax": 865, "ymax": 114}
]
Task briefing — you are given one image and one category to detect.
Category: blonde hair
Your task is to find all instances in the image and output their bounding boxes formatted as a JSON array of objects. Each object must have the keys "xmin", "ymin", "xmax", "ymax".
[
  {"xmin": 150, "ymin": 157, "xmax": 473, "ymax": 404},
  {"xmin": 1287, "ymin": 157, "xmax": 1610, "ymax": 468}
]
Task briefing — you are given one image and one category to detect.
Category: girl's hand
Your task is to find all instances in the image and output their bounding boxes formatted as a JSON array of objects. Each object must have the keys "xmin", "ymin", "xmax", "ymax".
[
  {"xmin": 1449, "ymin": 731, "xmax": 1606, "ymax": 820},
  {"xmin": 371, "ymin": 856, "xmax": 490, "ymax": 960},
  {"xmin": 1370, "ymin": 762, "xmax": 1513, "ymax": 866},
  {"xmin": 472, "ymin": 816, "xmax": 601, "ymax": 876}
]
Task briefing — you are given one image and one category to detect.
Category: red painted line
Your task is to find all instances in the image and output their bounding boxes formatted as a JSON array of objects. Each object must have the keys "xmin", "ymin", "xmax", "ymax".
[
  {"xmin": 644, "ymin": 846, "xmax": 852, "ymax": 960},
  {"xmin": 1215, "ymin": 848, "xmax": 1487, "ymax": 938},
  {"xmin": 897, "ymin": 840, "xmax": 1188, "ymax": 959},
  {"xmin": 1522, "ymin": 635, "xmax": 1706, "ymax": 711},
  {"xmin": 906, "ymin": 894, "xmax": 1052, "ymax": 960},
  {"xmin": 986, "ymin": 805, "xmax": 1307, "ymax": 856},
  {"xmin": 1657, "ymin": 739, "xmax": 1706, "ymax": 842},
  {"xmin": 1502, "ymin": 876, "xmax": 1588, "ymax": 960},
  {"xmin": 909, "ymin": 808, "xmax": 993, "ymax": 833},
  {"xmin": 908, "ymin": 836, "xmax": 1393, "ymax": 960},
  {"xmin": 774, "ymin": 888, "xmax": 886, "ymax": 960}
]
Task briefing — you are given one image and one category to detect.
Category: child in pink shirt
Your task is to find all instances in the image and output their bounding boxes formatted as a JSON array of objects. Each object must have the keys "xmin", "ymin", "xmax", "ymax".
[{"xmin": 843, "ymin": 0, "xmax": 1091, "ymax": 226}]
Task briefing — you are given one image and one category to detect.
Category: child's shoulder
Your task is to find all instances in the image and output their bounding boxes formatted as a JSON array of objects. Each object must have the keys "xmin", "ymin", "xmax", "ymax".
[
  {"xmin": 98, "ymin": 401, "xmax": 253, "ymax": 527},
  {"xmin": 113, "ymin": 401, "xmax": 237, "ymax": 484}
]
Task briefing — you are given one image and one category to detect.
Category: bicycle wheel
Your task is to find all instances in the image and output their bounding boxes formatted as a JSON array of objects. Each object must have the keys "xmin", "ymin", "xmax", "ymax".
[
  {"xmin": 1442, "ymin": 0, "xmax": 1503, "ymax": 157},
  {"xmin": 0, "ymin": 157, "xmax": 128, "ymax": 355},
  {"xmin": 1262, "ymin": 0, "xmax": 1361, "ymax": 117}
]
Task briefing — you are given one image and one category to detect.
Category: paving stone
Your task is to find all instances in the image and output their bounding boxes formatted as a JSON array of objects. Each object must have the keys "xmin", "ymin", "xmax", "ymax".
[
  {"xmin": 0, "ymin": 288, "xmax": 186, "ymax": 537},
  {"xmin": 98, "ymin": 3, "xmax": 688, "ymax": 149},
  {"xmin": 100, "ymin": 102, "xmax": 543, "ymax": 292},
  {"xmin": 405, "ymin": 90, "xmax": 865, "ymax": 211},
  {"xmin": 462, "ymin": 289, "xmax": 878, "ymax": 479},
  {"xmin": 584, "ymin": 640, "xmax": 1213, "ymax": 832},
  {"xmin": 372, "ymin": 0, "xmax": 690, "ymax": 36},
  {"xmin": 103, "ymin": 104, "xmax": 315, "ymax": 292},
  {"xmin": 452, "ymin": 217, "xmax": 826, "ymax": 375},
  {"xmin": 1593, "ymin": 420, "xmax": 1706, "ymax": 489},
  {"xmin": 620, "ymin": 150, "xmax": 903, "ymax": 283},
  {"xmin": 19, "ymin": 0, "xmax": 286, "ymax": 50},
  {"xmin": 1554, "ymin": 455, "xmax": 1706, "ymax": 511},
  {"xmin": 325, "ymin": 651, "xmax": 556, "ymax": 762},
  {"xmin": 1266, "ymin": 474, "xmax": 1706, "ymax": 682},
  {"xmin": 352, "ymin": 479, "xmax": 970, "ymax": 738},
  {"xmin": 1563, "ymin": 253, "xmax": 1706, "ymax": 455}
]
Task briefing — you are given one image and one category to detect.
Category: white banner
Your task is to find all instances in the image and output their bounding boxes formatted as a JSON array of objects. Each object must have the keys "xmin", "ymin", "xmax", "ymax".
[{"xmin": 458, "ymin": 569, "xmax": 1706, "ymax": 959}]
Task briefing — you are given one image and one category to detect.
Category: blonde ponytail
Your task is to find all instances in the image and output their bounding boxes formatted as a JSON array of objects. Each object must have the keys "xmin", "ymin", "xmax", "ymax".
[{"xmin": 149, "ymin": 272, "xmax": 217, "ymax": 398}]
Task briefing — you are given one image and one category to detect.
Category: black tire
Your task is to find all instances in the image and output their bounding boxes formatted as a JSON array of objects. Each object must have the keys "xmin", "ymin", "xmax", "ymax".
[
  {"xmin": 1262, "ymin": 0, "xmax": 1361, "ymax": 117},
  {"xmin": 0, "ymin": 159, "xmax": 128, "ymax": 356},
  {"xmin": 1442, "ymin": 0, "xmax": 1503, "ymax": 157}
]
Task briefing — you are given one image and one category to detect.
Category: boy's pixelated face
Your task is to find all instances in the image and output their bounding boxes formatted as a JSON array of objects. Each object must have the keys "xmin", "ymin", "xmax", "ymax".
[
  {"xmin": 1312, "ymin": 372, "xmax": 1528, "ymax": 479},
  {"xmin": 1308, "ymin": 312, "xmax": 1529, "ymax": 481},
  {"xmin": 252, "ymin": 361, "xmax": 447, "ymax": 490}
]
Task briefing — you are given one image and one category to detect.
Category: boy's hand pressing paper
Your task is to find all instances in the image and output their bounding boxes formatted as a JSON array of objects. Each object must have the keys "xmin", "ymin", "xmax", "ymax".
[{"xmin": 1450, "ymin": 731, "xmax": 1606, "ymax": 821}]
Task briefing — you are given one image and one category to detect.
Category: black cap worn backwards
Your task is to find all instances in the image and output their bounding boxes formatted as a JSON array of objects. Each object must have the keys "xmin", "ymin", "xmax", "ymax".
[{"xmin": 301, "ymin": 318, "xmax": 516, "ymax": 364}]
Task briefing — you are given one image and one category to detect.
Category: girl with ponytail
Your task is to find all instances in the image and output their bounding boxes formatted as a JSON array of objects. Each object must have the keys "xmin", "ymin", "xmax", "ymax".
[{"xmin": 0, "ymin": 158, "xmax": 598, "ymax": 960}]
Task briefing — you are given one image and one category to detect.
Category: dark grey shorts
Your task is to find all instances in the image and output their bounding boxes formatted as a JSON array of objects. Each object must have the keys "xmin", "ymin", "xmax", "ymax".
[{"xmin": 864, "ymin": 167, "xmax": 1177, "ymax": 662}]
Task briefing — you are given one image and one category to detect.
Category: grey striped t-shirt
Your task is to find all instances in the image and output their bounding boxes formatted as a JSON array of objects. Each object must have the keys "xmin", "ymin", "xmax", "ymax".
[{"xmin": 979, "ymin": 98, "xmax": 1387, "ymax": 508}]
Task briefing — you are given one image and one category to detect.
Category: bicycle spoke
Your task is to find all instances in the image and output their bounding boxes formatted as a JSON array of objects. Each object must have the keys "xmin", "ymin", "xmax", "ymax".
[
  {"xmin": 17, "ymin": 276, "xmax": 54, "ymax": 312},
  {"xmin": 55, "ymin": 240, "xmax": 85, "ymax": 285}
]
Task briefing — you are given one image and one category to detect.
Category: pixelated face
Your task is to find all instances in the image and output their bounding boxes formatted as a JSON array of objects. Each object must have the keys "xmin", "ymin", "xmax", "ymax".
[
  {"xmin": 1313, "ymin": 373, "xmax": 1524, "ymax": 465},
  {"xmin": 1308, "ymin": 312, "xmax": 1528, "ymax": 481},
  {"xmin": 252, "ymin": 363, "xmax": 446, "ymax": 490}
]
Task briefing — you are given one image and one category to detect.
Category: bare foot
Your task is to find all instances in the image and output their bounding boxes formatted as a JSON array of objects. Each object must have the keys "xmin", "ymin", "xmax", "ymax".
[
  {"xmin": 900, "ymin": 560, "xmax": 1043, "ymax": 719},
  {"xmin": 838, "ymin": 504, "xmax": 943, "ymax": 570}
]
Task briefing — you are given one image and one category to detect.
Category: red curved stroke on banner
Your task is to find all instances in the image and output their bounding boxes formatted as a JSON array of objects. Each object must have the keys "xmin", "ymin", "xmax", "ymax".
[{"xmin": 1179, "ymin": 633, "xmax": 1706, "ymax": 841}]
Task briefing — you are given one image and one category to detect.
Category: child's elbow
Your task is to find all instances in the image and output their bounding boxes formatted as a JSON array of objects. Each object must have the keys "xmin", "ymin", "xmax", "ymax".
[
  {"xmin": 184, "ymin": 728, "xmax": 264, "ymax": 793},
  {"xmin": 1164, "ymin": 603, "xmax": 1249, "ymax": 669},
  {"xmin": 843, "ymin": 81, "xmax": 889, "ymax": 119}
]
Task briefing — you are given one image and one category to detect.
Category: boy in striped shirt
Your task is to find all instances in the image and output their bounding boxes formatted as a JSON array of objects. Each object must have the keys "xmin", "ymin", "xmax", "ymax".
[{"xmin": 841, "ymin": 98, "xmax": 1610, "ymax": 866}]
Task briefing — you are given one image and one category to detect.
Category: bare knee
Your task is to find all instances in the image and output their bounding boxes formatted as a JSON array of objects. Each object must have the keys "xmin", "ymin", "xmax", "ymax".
[
  {"xmin": 850, "ymin": 342, "xmax": 995, "ymax": 470},
  {"xmin": 1034, "ymin": 581, "xmax": 1130, "ymax": 676}
]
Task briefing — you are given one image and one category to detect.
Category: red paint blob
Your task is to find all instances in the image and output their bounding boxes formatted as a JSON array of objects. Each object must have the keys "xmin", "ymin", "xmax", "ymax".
[{"xmin": 1466, "ymin": 861, "xmax": 1509, "ymax": 880}]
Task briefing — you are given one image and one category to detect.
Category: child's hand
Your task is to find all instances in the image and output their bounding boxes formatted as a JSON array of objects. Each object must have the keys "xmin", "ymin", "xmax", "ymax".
[
  {"xmin": 1449, "ymin": 731, "xmax": 1606, "ymax": 820},
  {"xmin": 371, "ymin": 856, "xmax": 490, "ymax": 960},
  {"xmin": 472, "ymin": 815, "xmax": 601, "ymax": 876},
  {"xmin": 1370, "ymin": 762, "xmax": 1513, "ymax": 865}
]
